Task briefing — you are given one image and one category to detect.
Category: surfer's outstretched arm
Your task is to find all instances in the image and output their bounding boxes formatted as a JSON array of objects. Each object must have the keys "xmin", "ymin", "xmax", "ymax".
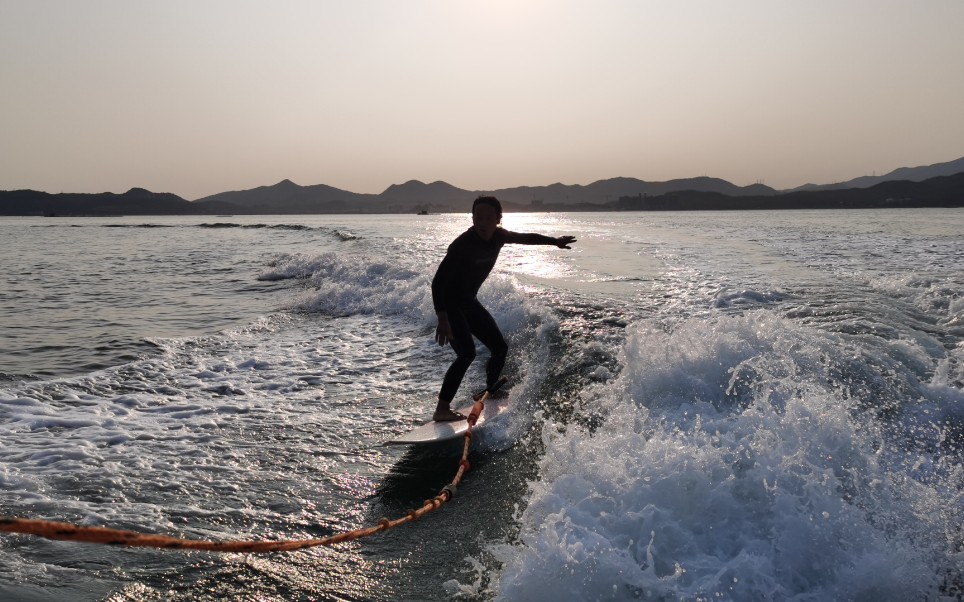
[
  {"xmin": 555, "ymin": 235, "xmax": 577, "ymax": 249},
  {"xmin": 504, "ymin": 231, "xmax": 577, "ymax": 249}
]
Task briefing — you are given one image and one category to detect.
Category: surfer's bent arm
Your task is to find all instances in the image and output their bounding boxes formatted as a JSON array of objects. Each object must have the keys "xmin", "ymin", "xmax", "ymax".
[
  {"xmin": 503, "ymin": 230, "xmax": 577, "ymax": 249},
  {"xmin": 431, "ymin": 256, "xmax": 456, "ymax": 345},
  {"xmin": 434, "ymin": 311, "xmax": 452, "ymax": 346}
]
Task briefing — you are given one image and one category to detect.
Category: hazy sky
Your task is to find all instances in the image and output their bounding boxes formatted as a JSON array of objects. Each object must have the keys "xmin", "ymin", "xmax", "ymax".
[{"xmin": 2, "ymin": 1, "xmax": 963, "ymax": 200}]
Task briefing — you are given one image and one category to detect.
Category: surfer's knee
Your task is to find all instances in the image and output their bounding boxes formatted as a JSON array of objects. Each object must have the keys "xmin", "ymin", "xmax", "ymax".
[{"xmin": 455, "ymin": 344, "xmax": 476, "ymax": 364}]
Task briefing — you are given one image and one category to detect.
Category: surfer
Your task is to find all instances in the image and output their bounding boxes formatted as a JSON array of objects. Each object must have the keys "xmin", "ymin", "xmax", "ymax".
[{"xmin": 431, "ymin": 196, "xmax": 577, "ymax": 421}]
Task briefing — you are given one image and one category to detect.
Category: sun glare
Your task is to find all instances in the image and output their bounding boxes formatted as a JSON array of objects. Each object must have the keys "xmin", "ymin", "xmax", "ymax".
[{"xmin": 458, "ymin": 0, "xmax": 550, "ymax": 27}]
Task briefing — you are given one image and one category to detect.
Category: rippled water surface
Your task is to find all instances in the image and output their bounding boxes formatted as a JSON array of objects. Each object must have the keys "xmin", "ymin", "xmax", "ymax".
[{"xmin": 1, "ymin": 210, "xmax": 962, "ymax": 600}]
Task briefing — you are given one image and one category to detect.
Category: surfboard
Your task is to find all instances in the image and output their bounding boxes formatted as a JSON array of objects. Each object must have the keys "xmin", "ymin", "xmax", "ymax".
[{"xmin": 384, "ymin": 396, "xmax": 513, "ymax": 446}]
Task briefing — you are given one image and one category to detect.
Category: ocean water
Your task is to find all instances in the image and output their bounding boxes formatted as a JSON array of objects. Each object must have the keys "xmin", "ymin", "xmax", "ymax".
[{"xmin": 0, "ymin": 209, "xmax": 962, "ymax": 601}]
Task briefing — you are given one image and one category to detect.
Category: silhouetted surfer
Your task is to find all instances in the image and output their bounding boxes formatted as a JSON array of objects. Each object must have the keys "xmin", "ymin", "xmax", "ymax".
[{"xmin": 431, "ymin": 196, "xmax": 576, "ymax": 421}]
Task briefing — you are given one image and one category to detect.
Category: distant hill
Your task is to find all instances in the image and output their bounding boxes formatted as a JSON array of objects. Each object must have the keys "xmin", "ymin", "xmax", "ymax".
[
  {"xmin": 3, "ymin": 156, "xmax": 962, "ymax": 215},
  {"xmin": 617, "ymin": 171, "xmax": 964, "ymax": 211},
  {"xmin": 791, "ymin": 156, "xmax": 964, "ymax": 191},
  {"xmin": 489, "ymin": 176, "xmax": 775, "ymax": 206},
  {"xmin": 191, "ymin": 176, "xmax": 776, "ymax": 213},
  {"xmin": 0, "ymin": 188, "xmax": 195, "ymax": 216},
  {"xmin": 192, "ymin": 179, "xmax": 372, "ymax": 213},
  {"xmin": 379, "ymin": 180, "xmax": 477, "ymax": 210}
]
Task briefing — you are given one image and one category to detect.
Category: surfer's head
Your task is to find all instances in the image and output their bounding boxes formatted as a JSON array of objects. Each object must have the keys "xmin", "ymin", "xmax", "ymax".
[
  {"xmin": 472, "ymin": 196, "xmax": 502, "ymax": 218},
  {"xmin": 472, "ymin": 196, "xmax": 503, "ymax": 240}
]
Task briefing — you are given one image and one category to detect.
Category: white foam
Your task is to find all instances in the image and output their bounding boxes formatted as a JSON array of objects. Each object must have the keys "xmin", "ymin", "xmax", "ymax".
[
  {"xmin": 260, "ymin": 251, "xmax": 434, "ymax": 320},
  {"xmin": 492, "ymin": 311, "xmax": 957, "ymax": 600},
  {"xmin": 0, "ymin": 257, "xmax": 558, "ymax": 538}
]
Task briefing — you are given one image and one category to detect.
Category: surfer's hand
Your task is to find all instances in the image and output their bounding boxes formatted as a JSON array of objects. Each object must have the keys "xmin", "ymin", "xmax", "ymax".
[
  {"xmin": 435, "ymin": 314, "xmax": 453, "ymax": 346},
  {"xmin": 555, "ymin": 236, "xmax": 577, "ymax": 249}
]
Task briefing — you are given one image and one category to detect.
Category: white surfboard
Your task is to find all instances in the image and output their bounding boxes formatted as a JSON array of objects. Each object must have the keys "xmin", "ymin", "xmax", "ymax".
[{"xmin": 385, "ymin": 397, "xmax": 512, "ymax": 446}]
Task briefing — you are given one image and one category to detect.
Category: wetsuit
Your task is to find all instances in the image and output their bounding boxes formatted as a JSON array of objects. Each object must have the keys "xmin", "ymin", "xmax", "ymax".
[{"xmin": 431, "ymin": 227, "xmax": 558, "ymax": 403}]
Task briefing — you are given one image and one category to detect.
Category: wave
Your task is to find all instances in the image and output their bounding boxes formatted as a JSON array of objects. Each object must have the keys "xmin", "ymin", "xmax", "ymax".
[
  {"xmin": 712, "ymin": 287, "xmax": 785, "ymax": 308},
  {"xmin": 196, "ymin": 222, "xmax": 359, "ymax": 241},
  {"xmin": 197, "ymin": 222, "xmax": 312, "ymax": 231},
  {"xmin": 0, "ymin": 371, "xmax": 36, "ymax": 384},
  {"xmin": 258, "ymin": 252, "xmax": 431, "ymax": 319},
  {"xmin": 492, "ymin": 311, "xmax": 961, "ymax": 600},
  {"xmin": 870, "ymin": 274, "xmax": 964, "ymax": 338}
]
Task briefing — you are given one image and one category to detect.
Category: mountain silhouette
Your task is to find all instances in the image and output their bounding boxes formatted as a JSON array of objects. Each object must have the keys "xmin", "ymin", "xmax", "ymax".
[
  {"xmin": 790, "ymin": 156, "xmax": 964, "ymax": 191},
  {"xmin": 488, "ymin": 176, "xmax": 775, "ymax": 206},
  {"xmin": 3, "ymin": 156, "xmax": 963, "ymax": 215},
  {"xmin": 0, "ymin": 188, "xmax": 195, "ymax": 216},
  {"xmin": 193, "ymin": 179, "xmax": 371, "ymax": 212}
]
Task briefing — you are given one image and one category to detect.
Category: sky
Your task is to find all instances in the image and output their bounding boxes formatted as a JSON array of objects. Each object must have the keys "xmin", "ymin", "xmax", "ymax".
[{"xmin": 2, "ymin": 1, "xmax": 963, "ymax": 200}]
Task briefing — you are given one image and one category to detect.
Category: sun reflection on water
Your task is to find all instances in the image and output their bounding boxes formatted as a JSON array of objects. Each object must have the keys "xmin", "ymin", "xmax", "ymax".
[{"xmin": 500, "ymin": 213, "xmax": 579, "ymax": 280}]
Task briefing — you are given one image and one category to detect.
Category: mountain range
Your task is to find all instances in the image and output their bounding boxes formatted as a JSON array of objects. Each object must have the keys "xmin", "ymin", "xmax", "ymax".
[
  {"xmin": 2, "ymin": 156, "xmax": 963, "ymax": 216},
  {"xmin": 789, "ymin": 156, "xmax": 964, "ymax": 191},
  {"xmin": 188, "ymin": 174, "xmax": 777, "ymax": 215}
]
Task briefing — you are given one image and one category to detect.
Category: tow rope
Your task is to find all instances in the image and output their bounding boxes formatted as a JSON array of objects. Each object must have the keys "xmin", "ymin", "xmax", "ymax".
[{"xmin": 0, "ymin": 380, "xmax": 506, "ymax": 553}]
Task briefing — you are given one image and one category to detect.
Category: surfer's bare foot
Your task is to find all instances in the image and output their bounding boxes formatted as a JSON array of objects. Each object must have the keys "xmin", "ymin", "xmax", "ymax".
[{"xmin": 433, "ymin": 407, "xmax": 466, "ymax": 422}]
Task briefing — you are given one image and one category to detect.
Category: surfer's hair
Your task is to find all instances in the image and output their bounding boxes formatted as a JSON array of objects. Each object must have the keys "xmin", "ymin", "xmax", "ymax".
[{"xmin": 472, "ymin": 196, "xmax": 503, "ymax": 217}]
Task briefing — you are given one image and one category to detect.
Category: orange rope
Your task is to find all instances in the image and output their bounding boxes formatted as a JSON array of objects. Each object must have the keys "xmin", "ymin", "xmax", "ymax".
[{"xmin": 0, "ymin": 387, "xmax": 497, "ymax": 554}]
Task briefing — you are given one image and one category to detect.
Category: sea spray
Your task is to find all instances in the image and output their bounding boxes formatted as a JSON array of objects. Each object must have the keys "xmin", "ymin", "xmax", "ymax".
[
  {"xmin": 3, "ymin": 211, "xmax": 960, "ymax": 600},
  {"xmin": 493, "ymin": 311, "xmax": 955, "ymax": 600}
]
